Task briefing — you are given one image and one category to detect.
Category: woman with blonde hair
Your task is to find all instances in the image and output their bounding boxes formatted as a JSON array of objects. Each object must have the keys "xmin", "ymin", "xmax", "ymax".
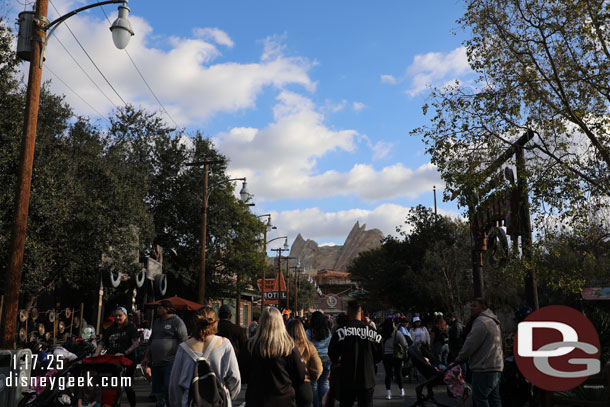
[
  {"xmin": 287, "ymin": 319, "xmax": 323, "ymax": 407},
  {"xmin": 168, "ymin": 306, "xmax": 241, "ymax": 407},
  {"xmin": 242, "ymin": 307, "xmax": 306, "ymax": 407}
]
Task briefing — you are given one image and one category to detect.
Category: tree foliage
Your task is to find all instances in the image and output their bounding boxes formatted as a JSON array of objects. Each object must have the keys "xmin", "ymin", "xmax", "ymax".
[
  {"xmin": 411, "ymin": 0, "xmax": 610, "ymax": 227},
  {"xmin": 0, "ymin": 19, "xmax": 266, "ymax": 308},
  {"xmin": 532, "ymin": 221, "xmax": 610, "ymax": 300},
  {"xmin": 348, "ymin": 206, "xmax": 476, "ymax": 317}
]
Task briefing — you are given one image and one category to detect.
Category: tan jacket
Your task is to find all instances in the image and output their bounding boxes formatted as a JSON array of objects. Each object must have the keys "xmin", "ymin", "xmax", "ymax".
[{"xmin": 303, "ymin": 342, "xmax": 323, "ymax": 382}]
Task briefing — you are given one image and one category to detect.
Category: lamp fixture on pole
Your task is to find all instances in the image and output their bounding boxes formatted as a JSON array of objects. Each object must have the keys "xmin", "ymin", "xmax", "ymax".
[{"xmin": 1, "ymin": 0, "xmax": 134, "ymax": 349}]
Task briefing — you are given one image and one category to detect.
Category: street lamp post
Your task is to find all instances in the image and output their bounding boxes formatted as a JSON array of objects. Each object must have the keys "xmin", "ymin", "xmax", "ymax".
[
  {"xmin": 291, "ymin": 260, "xmax": 302, "ymax": 316},
  {"xmin": 270, "ymin": 240, "xmax": 290, "ymax": 309},
  {"xmin": 1, "ymin": 0, "xmax": 133, "ymax": 349},
  {"xmin": 257, "ymin": 215, "xmax": 275, "ymax": 312},
  {"xmin": 186, "ymin": 160, "xmax": 251, "ymax": 305},
  {"xmin": 264, "ymin": 236, "xmax": 287, "ymax": 311},
  {"xmin": 283, "ymin": 256, "xmax": 296, "ymax": 311}
]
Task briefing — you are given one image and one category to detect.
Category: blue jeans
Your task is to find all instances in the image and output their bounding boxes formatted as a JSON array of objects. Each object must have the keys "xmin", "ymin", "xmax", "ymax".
[
  {"xmin": 311, "ymin": 356, "xmax": 331, "ymax": 407},
  {"xmin": 151, "ymin": 363, "xmax": 173, "ymax": 407},
  {"xmin": 433, "ymin": 343, "xmax": 449, "ymax": 367},
  {"xmin": 472, "ymin": 371, "xmax": 502, "ymax": 407}
]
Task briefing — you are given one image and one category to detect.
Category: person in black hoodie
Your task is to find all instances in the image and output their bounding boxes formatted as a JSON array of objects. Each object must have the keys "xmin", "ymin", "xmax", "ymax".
[
  {"xmin": 328, "ymin": 301, "xmax": 383, "ymax": 407},
  {"xmin": 217, "ymin": 304, "xmax": 247, "ymax": 358}
]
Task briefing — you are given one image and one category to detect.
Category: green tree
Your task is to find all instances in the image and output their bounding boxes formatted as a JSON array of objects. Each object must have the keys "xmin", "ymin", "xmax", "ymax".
[
  {"xmin": 411, "ymin": 0, "xmax": 610, "ymax": 227},
  {"xmin": 349, "ymin": 206, "xmax": 475, "ymax": 316},
  {"xmin": 532, "ymin": 222, "xmax": 610, "ymax": 300}
]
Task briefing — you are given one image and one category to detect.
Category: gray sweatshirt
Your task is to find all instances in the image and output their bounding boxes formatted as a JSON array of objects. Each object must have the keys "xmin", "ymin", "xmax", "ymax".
[
  {"xmin": 384, "ymin": 329, "xmax": 409, "ymax": 355},
  {"xmin": 150, "ymin": 315, "xmax": 188, "ymax": 366},
  {"xmin": 168, "ymin": 336, "xmax": 241, "ymax": 407},
  {"xmin": 457, "ymin": 309, "xmax": 504, "ymax": 372}
]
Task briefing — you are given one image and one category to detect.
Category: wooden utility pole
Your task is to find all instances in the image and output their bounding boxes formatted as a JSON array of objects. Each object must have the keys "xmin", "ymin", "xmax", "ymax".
[
  {"xmin": 262, "ymin": 227, "xmax": 268, "ymax": 313},
  {"xmin": 1, "ymin": 0, "xmax": 48, "ymax": 349},
  {"xmin": 516, "ymin": 146, "xmax": 539, "ymax": 310},
  {"xmin": 270, "ymin": 247, "xmax": 290, "ymax": 309},
  {"xmin": 294, "ymin": 269, "xmax": 299, "ymax": 316},
  {"xmin": 199, "ymin": 161, "xmax": 210, "ymax": 305},
  {"xmin": 186, "ymin": 159, "xmax": 223, "ymax": 305}
]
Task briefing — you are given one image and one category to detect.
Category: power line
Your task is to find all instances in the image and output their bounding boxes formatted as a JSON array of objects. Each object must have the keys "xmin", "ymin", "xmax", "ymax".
[
  {"xmin": 49, "ymin": 0, "xmax": 129, "ymax": 106},
  {"xmin": 124, "ymin": 48, "xmax": 179, "ymax": 128},
  {"xmin": 100, "ymin": 6, "xmax": 179, "ymax": 128},
  {"xmin": 52, "ymin": 34, "xmax": 118, "ymax": 109},
  {"xmin": 45, "ymin": 65, "xmax": 105, "ymax": 117}
]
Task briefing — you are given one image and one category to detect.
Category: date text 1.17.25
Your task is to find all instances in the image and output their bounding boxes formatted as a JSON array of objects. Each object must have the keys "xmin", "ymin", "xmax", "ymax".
[{"xmin": 13, "ymin": 354, "xmax": 64, "ymax": 370}]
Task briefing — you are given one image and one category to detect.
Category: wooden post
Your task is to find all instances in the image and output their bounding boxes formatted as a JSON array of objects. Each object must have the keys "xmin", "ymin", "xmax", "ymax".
[
  {"xmin": 285, "ymin": 257, "xmax": 290, "ymax": 311},
  {"xmin": 236, "ymin": 275, "xmax": 241, "ymax": 327},
  {"xmin": 294, "ymin": 272, "xmax": 297, "ymax": 316},
  {"xmin": 69, "ymin": 307, "xmax": 74, "ymax": 338},
  {"xmin": 0, "ymin": 0, "xmax": 49, "ymax": 349},
  {"xmin": 79, "ymin": 303, "xmax": 84, "ymax": 338},
  {"xmin": 198, "ymin": 161, "xmax": 210, "ymax": 305},
  {"xmin": 516, "ymin": 146, "xmax": 539, "ymax": 310},
  {"xmin": 468, "ymin": 198, "xmax": 485, "ymax": 299},
  {"xmin": 96, "ymin": 272, "xmax": 103, "ymax": 336},
  {"xmin": 53, "ymin": 309, "xmax": 57, "ymax": 345},
  {"xmin": 261, "ymin": 228, "xmax": 267, "ymax": 314}
]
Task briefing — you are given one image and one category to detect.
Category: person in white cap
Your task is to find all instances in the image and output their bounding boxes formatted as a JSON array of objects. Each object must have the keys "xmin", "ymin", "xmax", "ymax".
[{"xmin": 408, "ymin": 316, "xmax": 430, "ymax": 346}]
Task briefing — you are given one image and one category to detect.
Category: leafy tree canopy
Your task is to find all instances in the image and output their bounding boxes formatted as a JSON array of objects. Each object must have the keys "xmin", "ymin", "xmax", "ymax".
[
  {"xmin": 349, "ymin": 206, "xmax": 480, "ymax": 318},
  {"xmin": 411, "ymin": 0, "xmax": 610, "ymax": 228},
  {"xmin": 0, "ymin": 19, "xmax": 266, "ymax": 307}
]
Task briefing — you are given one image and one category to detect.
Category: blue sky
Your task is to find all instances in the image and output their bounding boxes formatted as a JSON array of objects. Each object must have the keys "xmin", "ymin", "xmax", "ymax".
[{"xmin": 11, "ymin": 0, "xmax": 474, "ymax": 247}]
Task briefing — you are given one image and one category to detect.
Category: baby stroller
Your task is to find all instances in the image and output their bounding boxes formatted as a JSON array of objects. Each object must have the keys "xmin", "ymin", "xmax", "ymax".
[
  {"xmin": 71, "ymin": 354, "xmax": 133, "ymax": 407},
  {"xmin": 408, "ymin": 343, "xmax": 471, "ymax": 407}
]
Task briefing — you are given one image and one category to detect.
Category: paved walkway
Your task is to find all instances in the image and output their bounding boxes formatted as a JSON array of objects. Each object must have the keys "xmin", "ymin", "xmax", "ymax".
[{"xmin": 127, "ymin": 364, "xmax": 460, "ymax": 407}]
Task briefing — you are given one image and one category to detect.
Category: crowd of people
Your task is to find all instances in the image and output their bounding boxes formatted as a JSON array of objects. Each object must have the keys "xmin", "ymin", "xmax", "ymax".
[{"xmin": 91, "ymin": 298, "xmax": 503, "ymax": 407}]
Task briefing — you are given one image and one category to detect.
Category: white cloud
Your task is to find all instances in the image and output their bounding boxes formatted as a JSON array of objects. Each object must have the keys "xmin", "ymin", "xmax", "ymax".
[
  {"xmin": 381, "ymin": 74, "xmax": 398, "ymax": 84},
  {"xmin": 406, "ymin": 46, "xmax": 472, "ymax": 96},
  {"xmin": 322, "ymin": 99, "xmax": 347, "ymax": 113},
  {"xmin": 265, "ymin": 204, "xmax": 460, "ymax": 246},
  {"xmin": 18, "ymin": 2, "xmax": 448, "ymax": 214},
  {"xmin": 31, "ymin": 8, "xmax": 314, "ymax": 125},
  {"xmin": 193, "ymin": 27, "xmax": 234, "ymax": 48},
  {"xmin": 216, "ymin": 91, "xmax": 443, "ymax": 202},
  {"xmin": 352, "ymin": 101, "xmax": 366, "ymax": 111},
  {"xmin": 372, "ymin": 141, "xmax": 392, "ymax": 160}
]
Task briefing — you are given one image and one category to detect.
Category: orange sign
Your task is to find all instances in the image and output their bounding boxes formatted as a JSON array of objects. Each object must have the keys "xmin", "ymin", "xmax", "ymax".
[{"xmin": 257, "ymin": 272, "xmax": 287, "ymax": 305}]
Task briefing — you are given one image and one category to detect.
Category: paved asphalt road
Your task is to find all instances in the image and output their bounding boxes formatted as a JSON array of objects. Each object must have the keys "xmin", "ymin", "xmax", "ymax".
[{"xmin": 126, "ymin": 364, "xmax": 460, "ymax": 407}]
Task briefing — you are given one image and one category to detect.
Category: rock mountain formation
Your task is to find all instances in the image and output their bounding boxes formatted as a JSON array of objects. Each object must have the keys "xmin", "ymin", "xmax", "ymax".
[{"xmin": 289, "ymin": 222, "xmax": 384, "ymax": 272}]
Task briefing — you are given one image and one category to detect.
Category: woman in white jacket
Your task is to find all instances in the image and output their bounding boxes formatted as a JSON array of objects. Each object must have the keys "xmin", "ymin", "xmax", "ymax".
[
  {"xmin": 168, "ymin": 306, "xmax": 241, "ymax": 407},
  {"xmin": 409, "ymin": 316, "xmax": 430, "ymax": 345}
]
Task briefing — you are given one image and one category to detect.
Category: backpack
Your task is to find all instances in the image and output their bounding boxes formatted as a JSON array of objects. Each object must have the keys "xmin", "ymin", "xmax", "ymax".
[
  {"xmin": 393, "ymin": 330, "xmax": 408, "ymax": 360},
  {"xmin": 180, "ymin": 337, "xmax": 231, "ymax": 407}
]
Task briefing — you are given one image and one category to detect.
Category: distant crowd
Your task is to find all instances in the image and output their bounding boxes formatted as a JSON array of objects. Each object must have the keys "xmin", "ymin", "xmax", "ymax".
[{"xmin": 92, "ymin": 298, "xmax": 505, "ymax": 407}]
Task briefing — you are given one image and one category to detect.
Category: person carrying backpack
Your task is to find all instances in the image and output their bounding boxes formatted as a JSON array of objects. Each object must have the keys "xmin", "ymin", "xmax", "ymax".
[
  {"xmin": 380, "ymin": 318, "xmax": 409, "ymax": 400},
  {"xmin": 168, "ymin": 306, "xmax": 241, "ymax": 407}
]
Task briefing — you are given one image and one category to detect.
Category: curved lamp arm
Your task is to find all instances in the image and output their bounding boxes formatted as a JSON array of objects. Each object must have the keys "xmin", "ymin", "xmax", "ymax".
[
  {"xmin": 205, "ymin": 177, "xmax": 249, "ymax": 206},
  {"xmin": 266, "ymin": 236, "xmax": 287, "ymax": 245},
  {"xmin": 39, "ymin": 0, "xmax": 132, "ymax": 67}
]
